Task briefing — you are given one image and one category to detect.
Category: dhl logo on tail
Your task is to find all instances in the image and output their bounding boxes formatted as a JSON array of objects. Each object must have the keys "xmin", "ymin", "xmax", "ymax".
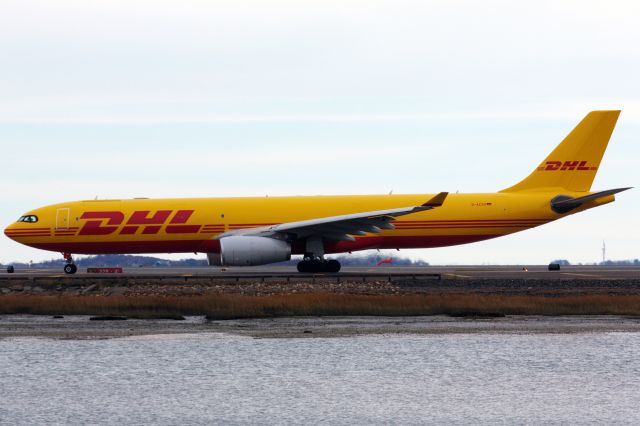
[{"xmin": 536, "ymin": 161, "xmax": 597, "ymax": 171}]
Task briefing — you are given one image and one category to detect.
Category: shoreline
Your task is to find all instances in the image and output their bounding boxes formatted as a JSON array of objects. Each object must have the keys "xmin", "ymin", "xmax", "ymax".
[{"xmin": 2, "ymin": 315, "xmax": 640, "ymax": 339}]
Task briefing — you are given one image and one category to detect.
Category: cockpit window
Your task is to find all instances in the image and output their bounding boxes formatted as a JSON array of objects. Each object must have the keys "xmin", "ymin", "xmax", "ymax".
[{"xmin": 17, "ymin": 215, "xmax": 38, "ymax": 223}]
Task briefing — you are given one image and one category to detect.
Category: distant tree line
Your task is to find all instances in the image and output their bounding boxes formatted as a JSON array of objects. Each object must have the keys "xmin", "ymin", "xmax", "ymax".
[
  {"xmin": 600, "ymin": 259, "xmax": 640, "ymax": 266},
  {"xmin": 551, "ymin": 259, "xmax": 640, "ymax": 266},
  {"xmin": 275, "ymin": 253, "xmax": 429, "ymax": 267},
  {"xmin": 2, "ymin": 253, "xmax": 429, "ymax": 268},
  {"xmin": 550, "ymin": 259, "xmax": 572, "ymax": 266}
]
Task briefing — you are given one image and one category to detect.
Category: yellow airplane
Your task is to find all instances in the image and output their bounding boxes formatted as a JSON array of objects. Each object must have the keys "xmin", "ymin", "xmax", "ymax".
[{"xmin": 4, "ymin": 110, "xmax": 630, "ymax": 274}]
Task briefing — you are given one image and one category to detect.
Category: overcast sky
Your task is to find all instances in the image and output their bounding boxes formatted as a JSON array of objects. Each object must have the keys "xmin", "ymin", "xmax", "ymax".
[{"xmin": 1, "ymin": 0, "xmax": 638, "ymax": 264}]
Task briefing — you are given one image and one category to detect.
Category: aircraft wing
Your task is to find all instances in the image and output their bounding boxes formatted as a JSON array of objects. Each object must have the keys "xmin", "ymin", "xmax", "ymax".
[{"xmin": 217, "ymin": 192, "xmax": 448, "ymax": 242}]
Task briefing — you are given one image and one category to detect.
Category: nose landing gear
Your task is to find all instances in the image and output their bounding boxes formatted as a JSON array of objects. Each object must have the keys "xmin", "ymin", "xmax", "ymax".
[{"xmin": 63, "ymin": 252, "xmax": 77, "ymax": 274}]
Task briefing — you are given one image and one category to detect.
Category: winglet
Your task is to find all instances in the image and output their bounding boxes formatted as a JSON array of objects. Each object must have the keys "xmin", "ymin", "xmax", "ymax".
[{"xmin": 422, "ymin": 192, "xmax": 448, "ymax": 207}]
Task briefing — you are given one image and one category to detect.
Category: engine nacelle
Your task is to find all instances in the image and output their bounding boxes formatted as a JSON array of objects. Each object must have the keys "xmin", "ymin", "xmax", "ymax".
[{"xmin": 207, "ymin": 236, "xmax": 291, "ymax": 266}]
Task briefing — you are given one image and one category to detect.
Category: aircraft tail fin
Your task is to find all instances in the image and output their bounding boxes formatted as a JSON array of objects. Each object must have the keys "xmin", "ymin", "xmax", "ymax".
[{"xmin": 501, "ymin": 110, "xmax": 620, "ymax": 193}]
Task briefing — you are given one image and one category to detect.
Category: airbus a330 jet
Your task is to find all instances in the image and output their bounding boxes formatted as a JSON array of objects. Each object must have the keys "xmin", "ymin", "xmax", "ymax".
[{"xmin": 5, "ymin": 111, "xmax": 630, "ymax": 274}]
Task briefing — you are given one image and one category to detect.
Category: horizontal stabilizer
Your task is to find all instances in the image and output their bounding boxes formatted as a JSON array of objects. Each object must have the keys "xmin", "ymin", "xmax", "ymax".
[{"xmin": 551, "ymin": 187, "xmax": 631, "ymax": 214}]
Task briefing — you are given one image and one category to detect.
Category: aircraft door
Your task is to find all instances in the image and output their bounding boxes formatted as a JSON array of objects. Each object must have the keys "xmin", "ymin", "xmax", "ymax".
[{"xmin": 56, "ymin": 208, "xmax": 70, "ymax": 230}]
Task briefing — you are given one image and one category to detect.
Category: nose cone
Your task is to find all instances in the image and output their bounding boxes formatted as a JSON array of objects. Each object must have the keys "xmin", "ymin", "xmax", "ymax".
[
  {"xmin": 4, "ymin": 222, "xmax": 50, "ymax": 242},
  {"xmin": 4, "ymin": 223, "xmax": 19, "ymax": 241},
  {"xmin": 5, "ymin": 212, "xmax": 50, "ymax": 247},
  {"xmin": 4, "ymin": 223, "xmax": 15, "ymax": 238}
]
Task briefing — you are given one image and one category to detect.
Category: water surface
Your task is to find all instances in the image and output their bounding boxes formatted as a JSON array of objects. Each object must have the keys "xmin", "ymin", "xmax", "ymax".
[{"xmin": 1, "ymin": 318, "xmax": 639, "ymax": 425}]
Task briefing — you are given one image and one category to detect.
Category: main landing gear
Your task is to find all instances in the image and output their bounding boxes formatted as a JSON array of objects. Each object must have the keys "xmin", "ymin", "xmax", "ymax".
[
  {"xmin": 297, "ymin": 257, "xmax": 341, "ymax": 273},
  {"xmin": 63, "ymin": 252, "xmax": 77, "ymax": 275},
  {"xmin": 296, "ymin": 236, "xmax": 341, "ymax": 273}
]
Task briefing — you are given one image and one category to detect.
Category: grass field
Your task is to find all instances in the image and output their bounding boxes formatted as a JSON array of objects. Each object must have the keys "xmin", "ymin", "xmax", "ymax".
[{"xmin": 1, "ymin": 293, "xmax": 639, "ymax": 319}]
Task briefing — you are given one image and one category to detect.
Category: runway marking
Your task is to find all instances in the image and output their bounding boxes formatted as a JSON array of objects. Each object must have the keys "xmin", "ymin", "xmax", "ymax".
[
  {"xmin": 458, "ymin": 269, "xmax": 536, "ymax": 274},
  {"xmin": 561, "ymin": 272, "xmax": 601, "ymax": 278},
  {"xmin": 446, "ymin": 273, "xmax": 473, "ymax": 278}
]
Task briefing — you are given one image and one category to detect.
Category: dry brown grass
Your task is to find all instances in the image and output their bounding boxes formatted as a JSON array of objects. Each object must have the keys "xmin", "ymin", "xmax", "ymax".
[{"xmin": 1, "ymin": 293, "xmax": 640, "ymax": 319}]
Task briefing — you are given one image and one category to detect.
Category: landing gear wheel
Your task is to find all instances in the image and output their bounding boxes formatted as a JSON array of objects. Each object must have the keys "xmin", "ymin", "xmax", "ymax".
[
  {"xmin": 310, "ymin": 259, "xmax": 324, "ymax": 272},
  {"xmin": 296, "ymin": 259, "xmax": 341, "ymax": 273},
  {"xmin": 297, "ymin": 259, "xmax": 320, "ymax": 273},
  {"xmin": 62, "ymin": 252, "xmax": 77, "ymax": 274},
  {"xmin": 325, "ymin": 259, "xmax": 341, "ymax": 273}
]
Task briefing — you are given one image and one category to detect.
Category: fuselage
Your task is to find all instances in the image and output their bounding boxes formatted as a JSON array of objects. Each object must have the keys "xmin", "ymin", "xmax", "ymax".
[{"xmin": 3, "ymin": 191, "xmax": 611, "ymax": 256}]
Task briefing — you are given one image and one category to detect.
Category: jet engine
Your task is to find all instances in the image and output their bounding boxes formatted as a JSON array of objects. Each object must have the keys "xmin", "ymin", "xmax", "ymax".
[{"xmin": 207, "ymin": 236, "xmax": 291, "ymax": 266}]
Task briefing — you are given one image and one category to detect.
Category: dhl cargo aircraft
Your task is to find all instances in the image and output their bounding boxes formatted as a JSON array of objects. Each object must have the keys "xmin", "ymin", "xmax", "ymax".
[{"xmin": 4, "ymin": 110, "xmax": 630, "ymax": 274}]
